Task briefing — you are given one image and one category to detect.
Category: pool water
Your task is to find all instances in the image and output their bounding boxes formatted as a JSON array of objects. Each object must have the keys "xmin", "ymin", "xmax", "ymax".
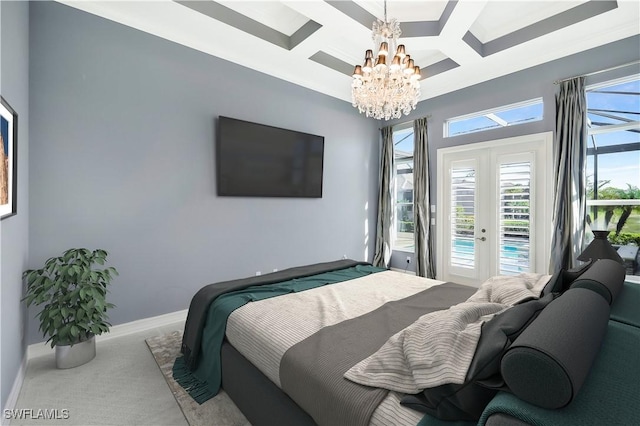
[{"xmin": 452, "ymin": 238, "xmax": 530, "ymax": 274}]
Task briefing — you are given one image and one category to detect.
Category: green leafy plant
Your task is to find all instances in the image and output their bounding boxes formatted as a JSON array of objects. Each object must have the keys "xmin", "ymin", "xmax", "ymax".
[
  {"xmin": 23, "ymin": 248, "xmax": 118, "ymax": 348},
  {"xmin": 587, "ymin": 180, "xmax": 640, "ymax": 235},
  {"xmin": 609, "ymin": 232, "xmax": 640, "ymax": 247}
]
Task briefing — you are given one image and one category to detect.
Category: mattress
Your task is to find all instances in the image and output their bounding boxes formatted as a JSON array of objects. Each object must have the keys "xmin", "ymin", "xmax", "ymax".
[{"xmin": 225, "ymin": 270, "xmax": 448, "ymax": 426}]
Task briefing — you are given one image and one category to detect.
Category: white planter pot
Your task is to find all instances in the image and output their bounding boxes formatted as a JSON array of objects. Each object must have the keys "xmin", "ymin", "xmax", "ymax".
[{"xmin": 55, "ymin": 336, "xmax": 96, "ymax": 369}]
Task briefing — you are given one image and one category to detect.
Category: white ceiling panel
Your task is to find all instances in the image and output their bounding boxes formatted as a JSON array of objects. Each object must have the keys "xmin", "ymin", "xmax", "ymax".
[
  {"xmin": 218, "ymin": 1, "xmax": 310, "ymax": 36},
  {"xmin": 354, "ymin": 0, "xmax": 449, "ymax": 22},
  {"xmin": 406, "ymin": 49, "xmax": 449, "ymax": 67},
  {"xmin": 469, "ymin": 1, "xmax": 588, "ymax": 43}
]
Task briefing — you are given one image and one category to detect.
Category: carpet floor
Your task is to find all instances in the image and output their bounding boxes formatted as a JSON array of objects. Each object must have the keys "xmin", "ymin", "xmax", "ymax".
[
  {"xmin": 11, "ymin": 324, "xmax": 190, "ymax": 426},
  {"xmin": 145, "ymin": 331, "xmax": 250, "ymax": 426}
]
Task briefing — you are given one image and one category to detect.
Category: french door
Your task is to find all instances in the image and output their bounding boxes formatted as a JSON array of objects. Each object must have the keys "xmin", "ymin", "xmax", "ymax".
[{"xmin": 436, "ymin": 132, "xmax": 552, "ymax": 286}]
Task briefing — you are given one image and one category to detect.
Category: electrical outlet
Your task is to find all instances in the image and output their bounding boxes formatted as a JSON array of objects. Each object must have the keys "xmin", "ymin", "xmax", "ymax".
[
  {"xmin": 255, "ymin": 271, "xmax": 261, "ymax": 276},
  {"xmin": 406, "ymin": 256, "xmax": 411, "ymax": 264}
]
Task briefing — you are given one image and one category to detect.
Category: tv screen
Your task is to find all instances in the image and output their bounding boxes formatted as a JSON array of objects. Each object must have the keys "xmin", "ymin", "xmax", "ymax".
[{"xmin": 216, "ymin": 116, "xmax": 324, "ymax": 198}]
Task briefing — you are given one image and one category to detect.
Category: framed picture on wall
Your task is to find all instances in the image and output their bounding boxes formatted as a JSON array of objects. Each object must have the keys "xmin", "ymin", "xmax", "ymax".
[{"xmin": 0, "ymin": 96, "xmax": 17, "ymax": 220}]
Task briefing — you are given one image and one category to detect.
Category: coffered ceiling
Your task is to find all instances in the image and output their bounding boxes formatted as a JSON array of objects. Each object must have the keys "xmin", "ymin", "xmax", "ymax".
[{"xmin": 58, "ymin": 1, "xmax": 640, "ymax": 103}]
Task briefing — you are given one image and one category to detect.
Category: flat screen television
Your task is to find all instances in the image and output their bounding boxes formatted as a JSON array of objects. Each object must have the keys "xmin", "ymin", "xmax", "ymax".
[{"xmin": 216, "ymin": 116, "xmax": 324, "ymax": 198}]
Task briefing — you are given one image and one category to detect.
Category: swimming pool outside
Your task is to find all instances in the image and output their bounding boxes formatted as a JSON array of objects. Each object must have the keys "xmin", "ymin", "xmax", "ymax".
[
  {"xmin": 452, "ymin": 237, "xmax": 530, "ymax": 274},
  {"xmin": 394, "ymin": 234, "xmax": 532, "ymax": 275}
]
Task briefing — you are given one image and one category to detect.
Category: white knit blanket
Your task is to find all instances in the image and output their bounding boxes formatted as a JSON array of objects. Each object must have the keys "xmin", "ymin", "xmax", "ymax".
[{"xmin": 344, "ymin": 273, "xmax": 550, "ymax": 393}]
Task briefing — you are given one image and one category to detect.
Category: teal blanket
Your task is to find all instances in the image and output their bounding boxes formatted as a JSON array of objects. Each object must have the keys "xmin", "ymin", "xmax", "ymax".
[
  {"xmin": 173, "ymin": 264, "xmax": 385, "ymax": 403},
  {"xmin": 478, "ymin": 320, "xmax": 640, "ymax": 426}
]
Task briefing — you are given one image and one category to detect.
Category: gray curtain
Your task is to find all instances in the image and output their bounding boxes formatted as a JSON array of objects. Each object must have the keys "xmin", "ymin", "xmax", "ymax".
[
  {"xmin": 373, "ymin": 126, "xmax": 395, "ymax": 268},
  {"xmin": 413, "ymin": 118, "xmax": 436, "ymax": 278},
  {"xmin": 549, "ymin": 77, "xmax": 587, "ymax": 274}
]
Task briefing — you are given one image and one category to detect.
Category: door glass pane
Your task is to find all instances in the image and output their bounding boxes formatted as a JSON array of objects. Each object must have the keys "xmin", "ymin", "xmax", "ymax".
[
  {"xmin": 450, "ymin": 166, "xmax": 475, "ymax": 269},
  {"xmin": 395, "ymin": 184, "xmax": 414, "ymax": 251},
  {"xmin": 499, "ymin": 162, "xmax": 531, "ymax": 275}
]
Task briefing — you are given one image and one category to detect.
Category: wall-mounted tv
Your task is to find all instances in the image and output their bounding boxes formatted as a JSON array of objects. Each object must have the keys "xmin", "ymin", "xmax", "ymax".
[{"xmin": 216, "ymin": 116, "xmax": 324, "ymax": 198}]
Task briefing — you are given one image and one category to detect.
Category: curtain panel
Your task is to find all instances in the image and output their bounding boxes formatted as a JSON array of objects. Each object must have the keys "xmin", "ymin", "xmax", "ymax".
[
  {"xmin": 549, "ymin": 77, "xmax": 587, "ymax": 274},
  {"xmin": 413, "ymin": 118, "xmax": 436, "ymax": 278},
  {"xmin": 373, "ymin": 126, "xmax": 395, "ymax": 268}
]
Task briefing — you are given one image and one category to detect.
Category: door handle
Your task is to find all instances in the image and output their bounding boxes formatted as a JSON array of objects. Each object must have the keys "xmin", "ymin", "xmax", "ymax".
[{"xmin": 475, "ymin": 236, "xmax": 486, "ymax": 241}]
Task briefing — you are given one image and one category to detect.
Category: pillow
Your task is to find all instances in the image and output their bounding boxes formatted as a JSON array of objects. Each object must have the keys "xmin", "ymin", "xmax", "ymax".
[
  {"xmin": 541, "ymin": 259, "xmax": 593, "ymax": 297},
  {"xmin": 570, "ymin": 258, "xmax": 625, "ymax": 305},
  {"xmin": 501, "ymin": 288, "xmax": 610, "ymax": 409},
  {"xmin": 400, "ymin": 294, "xmax": 554, "ymax": 421}
]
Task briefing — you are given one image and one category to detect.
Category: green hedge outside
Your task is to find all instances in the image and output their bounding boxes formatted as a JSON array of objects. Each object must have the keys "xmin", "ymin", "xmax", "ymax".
[
  {"xmin": 609, "ymin": 233, "xmax": 640, "ymax": 246},
  {"xmin": 398, "ymin": 221, "xmax": 415, "ymax": 233}
]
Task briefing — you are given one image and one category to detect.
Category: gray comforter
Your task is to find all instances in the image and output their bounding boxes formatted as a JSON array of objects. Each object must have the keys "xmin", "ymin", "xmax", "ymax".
[{"xmin": 279, "ymin": 282, "xmax": 476, "ymax": 426}]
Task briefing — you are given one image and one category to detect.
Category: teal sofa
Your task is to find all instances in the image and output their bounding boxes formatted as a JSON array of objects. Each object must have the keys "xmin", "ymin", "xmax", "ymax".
[{"xmin": 478, "ymin": 264, "xmax": 640, "ymax": 426}]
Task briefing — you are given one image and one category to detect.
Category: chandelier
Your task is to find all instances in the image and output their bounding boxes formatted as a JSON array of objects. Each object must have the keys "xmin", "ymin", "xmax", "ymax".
[{"xmin": 351, "ymin": 0, "xmax": 421, "ymax": 120}]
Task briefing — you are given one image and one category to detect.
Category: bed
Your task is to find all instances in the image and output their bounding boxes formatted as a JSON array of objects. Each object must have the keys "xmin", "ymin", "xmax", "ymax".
[{"xmin": 175, "ymin": 258, "xmax": 635, "ymax": 426}]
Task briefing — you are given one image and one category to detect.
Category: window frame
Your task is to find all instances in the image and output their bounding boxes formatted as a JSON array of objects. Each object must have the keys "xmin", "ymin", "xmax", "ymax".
[{"xmin": 444, "ymin": 98, "xmax": 544, "ymax": 138}]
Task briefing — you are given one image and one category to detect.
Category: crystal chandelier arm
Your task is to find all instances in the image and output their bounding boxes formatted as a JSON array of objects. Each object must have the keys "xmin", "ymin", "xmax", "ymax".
[{"xmin": 383, "ymin": 0, "xmax": 387, "ymax": 23}]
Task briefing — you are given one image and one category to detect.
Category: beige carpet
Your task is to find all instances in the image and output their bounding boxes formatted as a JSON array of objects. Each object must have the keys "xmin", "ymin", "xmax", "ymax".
[
  {"xmin": 145, "ymin": 331, "xmax": 250, "ymax": 426},
  {"xmin": 14, "ymin": 325, "xmax": 189, "ymax": 426}
]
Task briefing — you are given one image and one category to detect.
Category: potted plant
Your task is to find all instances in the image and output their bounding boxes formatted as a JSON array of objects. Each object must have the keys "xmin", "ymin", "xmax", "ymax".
[{"xmin": 23, "ymin": 248, "xmax": 118, "ymax": 369}]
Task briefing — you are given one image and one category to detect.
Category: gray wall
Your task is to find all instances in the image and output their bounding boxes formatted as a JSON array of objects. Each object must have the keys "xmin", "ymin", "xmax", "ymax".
[
  {"xmin": 27, "ymin": 2, "xmax": 379, "ymax": 343},
  {"xmin": 390, "ymin": 35, "xmax": 640, "ymax": 271},
  {"xmin": 1, "ymin": 0, "xmax": 29, "ymax": 410}
]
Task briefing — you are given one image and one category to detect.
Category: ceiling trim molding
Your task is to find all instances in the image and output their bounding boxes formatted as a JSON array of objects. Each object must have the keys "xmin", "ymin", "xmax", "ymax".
[
  {"xmin": 328, "ymin": 0, "xmax": 460, "ymax": 39},
  {"xmin": 465, "ymin": 0, "xmax": 619, "ymax": 57},
  {"xmin": 176, "ymin": 0, "xmax": 321, "ymax": 51},
  {"xmin": 53, "ymin": 0, "xmax": 639, "ymax": 107},
  {"xmin": 291, "ymin": 20, "xmax": 323, "ymax": 50},
  {"xmin": 326, "ymin": 0, "xmax": 376, "ymax": 30},
  {"xmin": 309, "ymin": 51, "xmax": 354, "ymax": 76},
  {"xmin": 423, "ymin": 58, "xmax": 459, "ymax": 79}
]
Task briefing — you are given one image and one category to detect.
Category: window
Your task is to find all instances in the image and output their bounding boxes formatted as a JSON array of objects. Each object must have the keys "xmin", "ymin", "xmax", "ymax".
[
  {"xmin": 393, "ymin": 126, "xmax": 414, "ymax": 252},
  {"xmin": 585, "ymin": 74, "xmax": 640, "ymax": 274},
  {"xmin": 445, "ymin": 98, "xmax": 543, "ymax": 138}
]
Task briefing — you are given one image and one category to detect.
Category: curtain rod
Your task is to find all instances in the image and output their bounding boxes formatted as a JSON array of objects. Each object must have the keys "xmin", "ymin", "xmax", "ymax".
[
  {"xmin": 554, "ymin": 60, "xmax": 640, "ymax": 85},
  {"xmin": 378, "ymin": 114, "xmax": 431, "ymax": 130}
]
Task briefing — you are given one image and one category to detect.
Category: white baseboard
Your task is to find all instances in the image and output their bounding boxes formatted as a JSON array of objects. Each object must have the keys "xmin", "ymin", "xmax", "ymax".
[
  {"xmin": 27, "ymin": 309, "xmax": 188, "ymax": 360},
  {"xmin": 1, "ymin": 354, "xmax": 27, "ymax": 426},
  {"xmin": 390, "ymin": 267, "xmax": 416, "ymax": 275}
]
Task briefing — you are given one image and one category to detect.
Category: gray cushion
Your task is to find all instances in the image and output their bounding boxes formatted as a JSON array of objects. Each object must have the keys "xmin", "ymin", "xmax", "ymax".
[
  {"xmin": 500, "ymin": 288, "xmax": 610, "ymax": 409},
  {"xmin": 570, "ymin": 258, "xmax": 625, "ymax": 305},
  {"xmin": 541, "ymin": 259, "xmax": 593, "ymax": 297}
]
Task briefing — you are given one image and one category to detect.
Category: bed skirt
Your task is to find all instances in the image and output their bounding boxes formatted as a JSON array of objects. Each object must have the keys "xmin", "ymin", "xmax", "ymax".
[{"xmin": 220, "ymin": 342, "xmax": 315, "ymax": 426}]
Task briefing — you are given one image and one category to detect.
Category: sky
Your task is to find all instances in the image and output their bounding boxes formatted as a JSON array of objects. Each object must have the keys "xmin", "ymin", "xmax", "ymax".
[{"xmin": 586, "ymin": 77, "xmax": 640, "ymax": 190}]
